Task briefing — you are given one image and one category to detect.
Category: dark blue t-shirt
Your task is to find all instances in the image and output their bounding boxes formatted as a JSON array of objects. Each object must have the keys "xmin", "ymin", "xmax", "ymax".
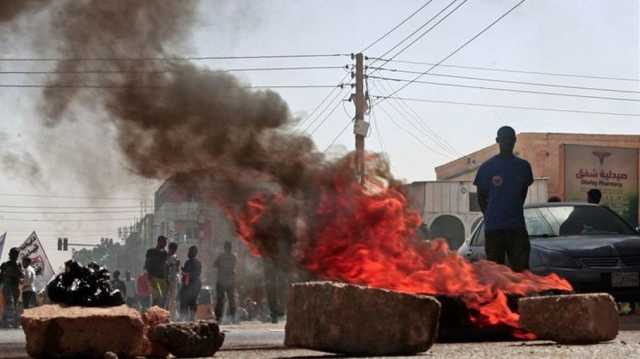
[{"xmin": 473, "ymin": 154, "xmax": 534, "ymax": 231}]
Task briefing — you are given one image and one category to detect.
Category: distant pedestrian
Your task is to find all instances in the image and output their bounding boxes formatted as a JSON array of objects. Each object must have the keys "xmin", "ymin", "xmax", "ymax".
[
  {"xmin": 111, "ymin": 270, "xmax": 127, "ymax": 300},
  {"xmin": 587, "ymin": 188, "xmax": 602, "ymax": 204},
  {"xmin": 137, "ymin": 272, "xmax": 151, "ymax": 310},
  {"xmin": 0, "ymin": 248, "xmax": 24, "ymax": 327},
  {"xmin": 214, "ymin": 241, "xmax": 237, "ymax": 323},
  {"xmin": 145, "ymin": 236, "xmax": 168, "ymax": 307},
  {"xmin": 124, "ymin": 271, "xmax": 137, "ymax": 308},
  {"xmin": 21, "ymin": 257, "xmax": 37, "ymax": 310},
  {"xmin": 180, "ymin": 245, "xmax": 202, "ymax": 321},
  {"xmin": 165, "ymin": 242, "xmax": 180, "ymax": 319},
  {"xmin": 474, "ymin": 126, "xmax": 534, "ymax": 272}
]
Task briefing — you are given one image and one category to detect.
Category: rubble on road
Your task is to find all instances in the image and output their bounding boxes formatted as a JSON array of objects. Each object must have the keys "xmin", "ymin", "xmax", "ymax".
[
  {"xmin": 140, "ymin": 306, "xmax": 171, "ymax": 357},
  {"xmin": 21, "ymin": 304, "xmax": 144, "ymax": 358},
  {"xmin": 519, "ymin": 293, "xmax": 619, "ymax": 344},
  {"xmin": 149, "ymin": 321, "xmax": 225, "ymax": 358},
  {"xmin": 285, "ymin": 281, "xmax": 441, "ymax": 356}
]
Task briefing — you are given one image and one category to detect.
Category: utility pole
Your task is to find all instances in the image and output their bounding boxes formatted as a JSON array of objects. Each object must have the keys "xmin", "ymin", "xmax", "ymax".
[{"xmin": 353, "ymin": 53, "xmax": 369, "ymax": 185}]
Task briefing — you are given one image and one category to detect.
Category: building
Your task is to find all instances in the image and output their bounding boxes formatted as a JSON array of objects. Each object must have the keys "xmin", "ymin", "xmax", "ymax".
[
  {"xmin": 153, "ymin": 178, "xmax": 263, "ymax": 294},
  {"xmin": 405, "ymin": 179, "xmax": 548, "ymax": 250},
  {"xmin": 435, "ymin": 132, "xmax": 640, "ymax": 226}
]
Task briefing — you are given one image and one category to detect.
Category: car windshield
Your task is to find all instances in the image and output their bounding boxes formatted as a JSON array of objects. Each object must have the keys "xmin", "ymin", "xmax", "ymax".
[{"xmin": 525, "ymin": 205, "xmax": 636, "ymax": 237}]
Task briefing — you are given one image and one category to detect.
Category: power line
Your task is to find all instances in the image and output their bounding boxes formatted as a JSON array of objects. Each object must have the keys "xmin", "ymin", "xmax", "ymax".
[
  {"xmin": 368, "ymin": 0, "xmax": 463, "ymax": 73},
  {"xmin": 370, "ymin": 111, "xmax": 386, "ymax": 153},
  {"xmin": 370, "ymin": 75, "xmax": 640, "ymax": 103},
  {"xmin": 375, "ymin": 104, "xmax": 450, "ymax": 158},
  {"xmin": 378, "ymin": 99, "xmax": 452, "ymax": 158},
  {"xmin": 0, "ymin": 193, "xmax": 148, "ymax": 200},
  {"xmin": 302, "ymin": 86, "xmax": 347, "ymax": 132},
  {"xmin": 369, "ymin": 0, "xmax": 469, "ymax": 76},
  {"xmin": 0, "ymin": 53, "xmax": 351, "ymax": 62},
  {"xmin": 0, "ymin": 65, "xmax": 349, "ymax": 75},
  {"xmin": 373, "ymin": 95, "xmax": 640, "ymax": 117},
  {"xmin": 373, "ymin": 79, "xmax": 459, "ymax": 156},
  {"xmin": 374, "ymin": 0, "xmax": 529, "ymax": 105},
  {"xmin": 368, "ymin": 66, "xmax": 640, "ymax": 94},
  {"xmin": 361, "ymin": 0, "xmax": 435, "ymax": 52},
  {"xmin": 309, "ymin": 96, "xmax": 349, "ymax": 135},
  {"xmin": 366, "ymin": 57, "xmax": 640, "ymax": 82},
  {"xmin": 0, "ymin": 218, "xmax": 134, "ymax": 222},
  {"xmin": 0, "ymin": 83, "xmax": 343, "ymax": 89},
  {"xmin": 0, "ymin": 204, "xmax": 141, "ymax": 209},
  {"xmin": 0, "ymin": 210, "xmax": 141, "ymax": 215},
  {"xmin": 324, "ymin": 117, "xmax": 354, "ymax": 152},
  {"xmin": 295, "ymin": 72, "xmax": 350, "ymax": 130}
]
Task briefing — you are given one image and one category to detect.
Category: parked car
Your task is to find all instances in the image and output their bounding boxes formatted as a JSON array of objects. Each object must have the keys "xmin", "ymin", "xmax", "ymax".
[{"xmin": 458, "ymin": 203, "xmax": 640, "ymax": 301}]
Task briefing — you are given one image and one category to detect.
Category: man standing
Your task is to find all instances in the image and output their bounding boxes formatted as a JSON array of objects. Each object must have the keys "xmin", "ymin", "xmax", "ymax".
[
  {"xmin": 21, "ymin": 257, "xmax": 37, "ymax": 310},
  {"xmin": 214, "ymin": 241, "xmax": 237, "ymax": 323},
  {"xmin": 165, "ymin": 242, "xmax": 180, "ymax": 319},
  {"xmin": 0, "ymin": 248, "xmax": 23, "ymax": 327},
  {"xmin": 145, "ymin": 236, "xmax": 168, "ymax": 307},
  {"xmin": 474, "ymin": 126, "xmax": 533, "ymax": 272}
]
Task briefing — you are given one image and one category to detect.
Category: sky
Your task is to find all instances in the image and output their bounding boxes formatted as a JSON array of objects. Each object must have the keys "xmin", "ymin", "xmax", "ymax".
[{"xmin": 0, "ymin": 0, "xmax": 638, "ymax": 268}]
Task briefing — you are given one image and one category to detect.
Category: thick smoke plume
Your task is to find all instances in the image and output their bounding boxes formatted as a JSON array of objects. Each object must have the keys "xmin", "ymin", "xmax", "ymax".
[{"xmin": 3, "ymin": 0, "xmax": 572, "ymax": 335}]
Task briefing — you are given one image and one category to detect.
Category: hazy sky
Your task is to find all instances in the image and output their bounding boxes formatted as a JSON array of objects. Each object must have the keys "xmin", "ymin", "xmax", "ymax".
[{"xmin": 0, "ymin": 0, "xmax": 638, "ymax": 267}]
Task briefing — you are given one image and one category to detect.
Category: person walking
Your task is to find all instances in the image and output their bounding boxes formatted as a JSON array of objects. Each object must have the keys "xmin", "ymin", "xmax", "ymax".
[
  {"xmin": 111, "ymin": 270, "xmax": 127, "ymax": 300},
  {"xmin": 145, "ymin": 236, "xmax": 168, "ymax": 307},
  {"xmin": 0, "ymin": 248, "xmax": 23, "ymax": 327},
  {"xmin": 165, "ymin": 242, "xmax": 180, "ymax": 320},
  {"xmin": 21, "ymin": 257, "xmax": 37, "ymax": 310},
  {"xmin": 214, "ymin": 241, "xmax": 237, "ymax": 323},
  {"xmin": 474, "ymin": 126, "xmax": 534, "ymax": 272},
  {"xmin": 180, "ymin": 245, "xmax": 202, "ymax": 321}
]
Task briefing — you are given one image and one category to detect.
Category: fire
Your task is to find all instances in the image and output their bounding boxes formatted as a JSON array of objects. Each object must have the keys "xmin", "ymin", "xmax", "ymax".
[{"xmin": 234, "ymin": 156, "xmax": 572, "ymax": 337}]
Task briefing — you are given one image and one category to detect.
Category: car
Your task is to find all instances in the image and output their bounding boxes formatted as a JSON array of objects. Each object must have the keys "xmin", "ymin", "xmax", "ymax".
[{"xmin": 458, "ymin": 202, "xmax": 640, "ymax": 301}]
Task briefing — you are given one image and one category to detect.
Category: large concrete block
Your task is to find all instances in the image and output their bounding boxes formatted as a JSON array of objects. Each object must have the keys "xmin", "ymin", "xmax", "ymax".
[
  {"xmin": 285, "ymin": 281, "xmax": 441, "ymax": 355},
  {"xmin": 21, "ymin": 304, "xmax": 145, "ymax": 358},
  {"xmin": 519, "ymin": 293, "xmax": 619, "ymax": 344}
]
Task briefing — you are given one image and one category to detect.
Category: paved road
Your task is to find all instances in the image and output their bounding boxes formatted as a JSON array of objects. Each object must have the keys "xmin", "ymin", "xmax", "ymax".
[{"xmin": 3, "ymin": 318, "xmax": 640, "ymax": 358}]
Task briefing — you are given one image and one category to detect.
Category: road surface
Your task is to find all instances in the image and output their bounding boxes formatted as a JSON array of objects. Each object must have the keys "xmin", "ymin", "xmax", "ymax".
[{"xmin": 2, "ymin": 318, "xmax": 640, "ymax": 358}]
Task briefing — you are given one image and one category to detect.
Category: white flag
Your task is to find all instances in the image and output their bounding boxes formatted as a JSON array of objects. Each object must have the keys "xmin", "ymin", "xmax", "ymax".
[
  {"xmin": 0, "ymin": 232, "xmax": 6, "ymax": 260},
  {"xmin": 18, "ymin": 231, "xmax": 56, "ymax": 292}
]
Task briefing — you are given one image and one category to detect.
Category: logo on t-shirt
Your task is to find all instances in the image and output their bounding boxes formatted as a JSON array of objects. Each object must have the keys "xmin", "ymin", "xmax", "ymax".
[{"xmin": 492, "ymin": 175, "xmax": 504, "ymax": 187}]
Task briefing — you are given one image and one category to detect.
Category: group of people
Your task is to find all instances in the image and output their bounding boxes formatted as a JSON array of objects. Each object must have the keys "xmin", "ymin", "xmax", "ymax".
[
  {"xmin": 0, "ymin": 248, "xmax": 37, "ymax": 328},
  {"xmin": 125, "ymin": 236, "xmax": 203, "ymax": 321}
]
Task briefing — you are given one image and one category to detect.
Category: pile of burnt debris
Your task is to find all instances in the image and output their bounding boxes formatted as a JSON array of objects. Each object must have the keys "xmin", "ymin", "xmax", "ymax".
[{"xmin": 21, "ymin": 261, "xmax": 224, "ymax": 358}]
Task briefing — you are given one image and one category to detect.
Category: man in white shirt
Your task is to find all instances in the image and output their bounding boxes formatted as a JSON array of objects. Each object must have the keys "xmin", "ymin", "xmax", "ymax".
[
  {"xmin": 21, "ymin": 257, "xmax": 36, "ymax": 309},
  {"xmin": 165, "ymin": 242, "xmax": 180, "ymax": 319}
]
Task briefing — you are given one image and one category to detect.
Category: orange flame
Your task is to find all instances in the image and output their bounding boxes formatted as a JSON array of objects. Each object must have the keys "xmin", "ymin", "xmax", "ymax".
[{"xmin": 234, "ymin": 169, "xmax": 572, "ymax": 337}]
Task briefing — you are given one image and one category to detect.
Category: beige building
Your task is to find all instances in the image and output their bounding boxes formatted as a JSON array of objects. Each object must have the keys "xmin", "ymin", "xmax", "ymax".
[{"xmin": 435, "ymin": 132, "xmax": 640, "ymax": 225}]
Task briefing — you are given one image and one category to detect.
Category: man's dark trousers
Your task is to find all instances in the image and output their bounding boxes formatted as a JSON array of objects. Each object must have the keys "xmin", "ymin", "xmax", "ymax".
[
  {"xmin": 485, "ymin": 228, "xmax": 530, "ymax": 272},
  {"xmin": 215, "ymin": 282, "xmax": 236, "ymax": 320}
]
